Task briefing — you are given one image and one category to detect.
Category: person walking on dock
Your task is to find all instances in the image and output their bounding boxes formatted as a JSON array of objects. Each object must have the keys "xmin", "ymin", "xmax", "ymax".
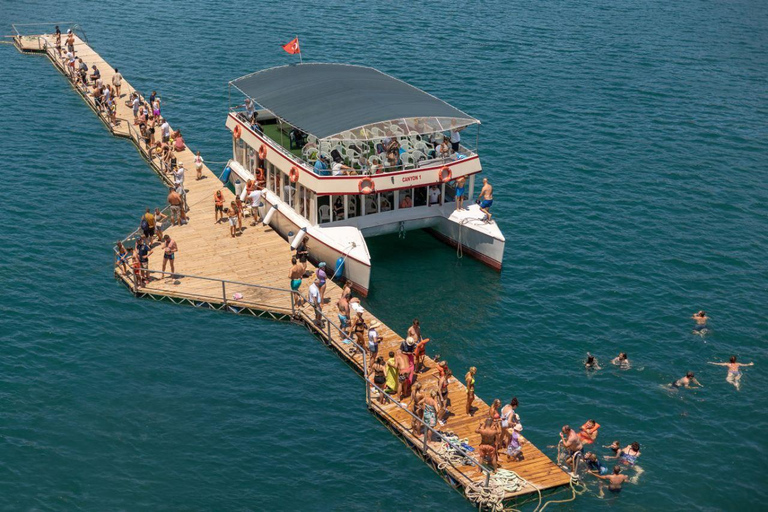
[
  {"xmin": 195, "ymin": 151, "xmax": 204, "ymax": 181},
  {"xmin": 465, "ymin": 367, "xmax": 477, "ymax": 416},
  {"xmin": 308, "ymin": 277, "xmax": 323, "ymax": 327},
  {"xmin": 167, "ymin": 187, "xmax": 183, "ymax": 226},
  {"xmin": 161, "ymin": 235, "xmax": 178, "ymax": 277}
]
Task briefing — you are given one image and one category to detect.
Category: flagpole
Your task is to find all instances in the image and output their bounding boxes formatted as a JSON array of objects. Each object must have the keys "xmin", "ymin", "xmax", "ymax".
[{"xmin": 297, "ymin": 35, "xmax": 302, "ymax": 64}]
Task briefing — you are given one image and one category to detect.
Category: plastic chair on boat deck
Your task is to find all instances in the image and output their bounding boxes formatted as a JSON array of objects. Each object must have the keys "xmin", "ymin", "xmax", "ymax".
[
  {"xmin": 365, "ymin": 197, "xmax": 378, "ymax": 214},
  {"xmin": 318, "ymin": 205, "xmax": 331, "ymax": 223}
]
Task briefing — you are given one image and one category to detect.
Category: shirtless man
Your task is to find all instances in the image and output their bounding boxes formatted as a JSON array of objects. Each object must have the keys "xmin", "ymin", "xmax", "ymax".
[
  {"xmin": 465, "ymin": 367, "xmax": 477, "ymax": 415},
  {"xmin": 560, "ymin": 425, "xmax": 583, "ymax": 474},
  {"xmin": 289, "ymin": 257, "xmax": 305, "ymax": 308},
  {"xmin": 455, "ymin": 176, "xmax": 466, "ymax": 210},
  {"xmin": 161, "ymin": 235, "xmax": 177, "ymax": 277},
  {"xmin": 337, "ymin": 292, "xmax": 351, "ymax": 335},
  {"xmin": 477, "ymin": 177, "xmax": 493, "ymax": 221},
  {"xmin": 167, "ymin": 187, "xmax": 183, "ymax": 226},
  {"xmin": 594, "ymin": 466, "xmax": 629, "ymax": 495},
  {"xmin": 669, "ymin": 371, "xmax": 702, "ymax": 389},
  {"xmin": 708, "ymin": 356, "xmax": 754, "ymax": 391},
  {"xmin": 410, "ymin": 382, "xmax": 425, "ymax": 434},
  {"xmin": 476, "ymin": 418, "xmax": 501, "ymax": 472},
  {"xmin": 397, "ymin": 350, "xmax": 413, "ymax": 399},
  {"xmin": 612, "ymin": 352, "xmax": 630, "ymax": 369},
  {"xmin": 692, "ymin": 310, "xmax": 710, "ymax": 334},
  {"xmin": 407, "ymin": 318, "xmax": 422, "ymax": 342}
]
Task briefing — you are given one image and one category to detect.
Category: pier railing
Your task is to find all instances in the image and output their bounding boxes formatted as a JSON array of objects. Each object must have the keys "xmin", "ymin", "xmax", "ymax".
[{"xmin": 112, "ymin": 252, "xmax": 493, "ymax": 486}]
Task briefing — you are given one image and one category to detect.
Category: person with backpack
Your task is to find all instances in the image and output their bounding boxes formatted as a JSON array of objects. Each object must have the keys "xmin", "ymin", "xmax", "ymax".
[{"xmin": 140, "ymin": 208, "xmax": 156, "ymax": 242}]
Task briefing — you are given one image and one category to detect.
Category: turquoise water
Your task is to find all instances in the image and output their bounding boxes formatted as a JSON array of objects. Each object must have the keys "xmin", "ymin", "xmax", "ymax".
[{"xmin": 2, "ymin": 0, "xmax": 767, "ymax": 510}]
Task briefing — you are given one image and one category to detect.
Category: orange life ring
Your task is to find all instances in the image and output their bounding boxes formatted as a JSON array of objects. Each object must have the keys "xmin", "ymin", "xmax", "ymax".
[
  {"xmin": 289, "ymin": 167, "xmax": 300, "ymax": 183},
  {"xmin": 233, "ymin": 125, "xmax": 242, "ymax": 139},
  {"xmin": 358, "ymin": 177, "xmax": 376, "ymax": 195},
  {"xmin": 438, "ymin": 166, "xmax": 452, "ymax": 183},
  {"xmin": 255, "ymin": 167, "xmax": 265, "ymax": 182},
  {"xmin": 258, "ymin": 145, "xmax": 267, "ymax": 160}
]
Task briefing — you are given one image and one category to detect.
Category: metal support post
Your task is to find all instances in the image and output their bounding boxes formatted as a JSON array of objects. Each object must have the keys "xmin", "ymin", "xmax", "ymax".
[{"xmin": 222, "ymin": 281, "xmax": 227, "ymax": 305}]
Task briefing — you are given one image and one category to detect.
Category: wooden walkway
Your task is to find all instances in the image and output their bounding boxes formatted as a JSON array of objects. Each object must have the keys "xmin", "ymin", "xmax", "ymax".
[{"xmin": 16, "ymin": 32, "xmax": 572, "ymax": 508}]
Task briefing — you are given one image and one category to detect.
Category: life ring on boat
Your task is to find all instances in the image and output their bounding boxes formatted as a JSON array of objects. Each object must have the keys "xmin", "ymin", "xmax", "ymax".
[
  {"xmin": 438, "ymin": 166, "xmax": 452, "ymax": 183},
  {"xmin": 289, "ymin": 167, "xmax": 300, "ymax": 183},
  {"xmin": 358, "ymin": 177, "xmax": 375, "ymax": 195},
  {"xmin": 255, "ymin": 167, "xmax": 265, "ymax": 183},
  {"xmin": 258, "ymin": 144, "xmax": 267, "ymax": 160},
  {"xmin": 233, "ymin": 125, "xmax": 242, "ymax": 140}
]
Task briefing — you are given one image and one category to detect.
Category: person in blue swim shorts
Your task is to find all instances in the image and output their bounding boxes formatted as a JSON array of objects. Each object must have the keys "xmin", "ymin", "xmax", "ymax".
[{"xmin": 477, "ymin": 177, "xmax": 494, "ymax": 221}]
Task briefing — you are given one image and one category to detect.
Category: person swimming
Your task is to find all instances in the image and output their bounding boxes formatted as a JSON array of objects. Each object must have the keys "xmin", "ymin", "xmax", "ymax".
[
  {"xmin": 611, "ymin": 353, "xmax": 630, "ymax": 369},
  {"xmin": 585, "ymin": 353, "xmax": 601, "ymax": 371},
  {"xmin": 619, "ymin": 442, "xmax": 641, "ymax": 466},
  {"xmin": 585, "ymin": 451, "xmax": 608, "ymax": 475},
  {"xmin": 669, "ymin": 371, "xmax": 702, "ymax": 389},
  {"xmin": 604, "ymin": 440, "xmax": 621, "ymax": 459},
  {"xmin": 708, "ymin": 356, "xmax": 754, "ymax": 391},
  {"xmin": 691, "ymin": 310, "xmax": 709, "ymax": 334}
]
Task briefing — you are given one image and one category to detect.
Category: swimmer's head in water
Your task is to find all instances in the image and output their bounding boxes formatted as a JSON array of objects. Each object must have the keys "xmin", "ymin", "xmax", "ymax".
[
  {"xmin": 631, "ymin": 442, "xmax": 640, "ymax": 451},
  {"xmin": 585, "ymin": 452, "xmax": 596, "ymax": 461},
  {"xmin": 613, "ymin": 466, "xmax": 622, "ymax": 475},
  {"xmin": 686, "ymin": 371, "xmax": 695, "ymax": 379},
  {"xmin": 698, "ymin": 311, "xmax": 706, "ymax": 317},
  {"xmin": 730, "ymin": 356, "xmax": 737, "ymax": 363},
  {"xmin": 620, "ymin": 353, "xmax": 628, "ymax": 360},
  {"xmin": 586, "ymin": 419, "xmax": 595, "ymax": 427},
  {"xmin": 586, "ymin": 355, "xmax": 595, "ymax": 364}
]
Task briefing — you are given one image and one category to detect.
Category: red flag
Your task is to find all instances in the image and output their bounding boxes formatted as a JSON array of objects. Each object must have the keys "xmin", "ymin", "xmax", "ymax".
[{"xmin": 282, "ymin": 37, "xmax": 300, "ymax": 55}]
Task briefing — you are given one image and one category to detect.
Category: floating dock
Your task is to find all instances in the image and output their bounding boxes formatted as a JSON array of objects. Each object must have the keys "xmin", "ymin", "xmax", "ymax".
[{"xmin": 15, "ymin": 30, "xmax": 572, "ymax": 509}]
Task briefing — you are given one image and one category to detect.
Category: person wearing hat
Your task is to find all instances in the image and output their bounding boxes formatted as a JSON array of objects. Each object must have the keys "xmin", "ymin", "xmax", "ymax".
[
  {"xmin": 505, "ymin": 423, "xmax": 525, "ymax": 462},
  {"xmin": 313, "ymin": 154, "xmax": 331, "ymax": 176},
  {"xmin": 367, "ymin": 321, "xmax": 383, "ymax": 370},
  {"xmin": 317, "ymin": 262, "xmax": 327, "ymax": 304}
]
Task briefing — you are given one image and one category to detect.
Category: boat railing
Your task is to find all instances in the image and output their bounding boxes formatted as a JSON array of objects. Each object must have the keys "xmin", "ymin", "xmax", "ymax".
[{"xmin": 229, "ymin": 109, "xmax": 477, "ymax": 177}]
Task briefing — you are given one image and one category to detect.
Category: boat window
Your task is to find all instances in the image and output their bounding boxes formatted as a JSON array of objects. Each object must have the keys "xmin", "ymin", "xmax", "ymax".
[
  {"xmin": 397, "ymin": 189, "xmax": 413, "ymax": 209},
  {"xmin": 427, "ymin": 184, "xmax": 442, "ymax": 206},
  {"xmin": 364, "ymin": 194, "xmax": 378, "ymax": 215},
  {"xmin": 413, "ymin": 186, "xmax": 427, "ymax": 207},
  {"xmin": 444, "ymin": 180, "xmax": 457, "ymax": 203},
  {"xmin": 235, "ymin": 138, "xmax": 246, "ymax": 167},
  {"xmin": 380, "ymin": 191, "xmax": 394, "ymax": 212},
  {"xmin": 347, "ymin": 195, "xmax": 359, "ymax": 219},
  {"xmin": 317, "ymin": 196, "xmax": 331, "ymax": 224}
]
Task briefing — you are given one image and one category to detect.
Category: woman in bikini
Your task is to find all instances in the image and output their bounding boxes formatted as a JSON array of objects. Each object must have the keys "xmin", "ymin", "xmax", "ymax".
[
  {"xmin": 437, "ymin": 364, "xmax": 451, "ymax": 425},
  {"xmin": 369, "ymin": 356, "xmax": 388, "ymax": 405},
  {"xmin": 465, "ymin": 367, "xmax": 477, "ymax": 416},
  {"xmin": 709, "ymin": 356, "xmax": 754, "ymax": 391},
  {"xmin": 500, "ymin": 397, "xmax": 519, "ymax": 448},
  {"xmin": 410, "ymin": 382, "xmax": 425, "ymax": 433}
]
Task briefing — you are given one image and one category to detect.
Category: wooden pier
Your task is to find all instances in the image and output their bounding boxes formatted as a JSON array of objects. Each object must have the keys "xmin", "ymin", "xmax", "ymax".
[{"xmin": 15, "ymin": 30, "xmax": 572, "ymax": 509}]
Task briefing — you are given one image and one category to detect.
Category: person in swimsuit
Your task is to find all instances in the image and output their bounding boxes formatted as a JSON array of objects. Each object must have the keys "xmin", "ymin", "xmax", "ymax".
[
  {"xmin": 410, "ymin": 382, "xmax": 425, "ymax": 434},
  {"xmin": 578, "ymin": 419, "xmax": 600, "ymax": 444},
  {"xmin": 135, "ymin": 236, "xmax": 152, "ymax": 284},
  {"xmin": 500, "ymin": 397, "xmax": 519, "ymax": 448},
  {"xmin": 594, "ymin": 465, "xmax": 629, "ymax": 495},
  {"xmin": 604, "ymin": 440, "xmax": 621, "ymax": 459},
  {"xmin": 295, "ymin": 238, "xmax": 309, "ymax": 264},
  {"xmin": 414, "ymin": 337, "xmax": 430, "ymax": 373},
  {"xmin": 619, "ymin": 442, "xmax": 641, "ymax": 466},
  {"xmin": 336, "ymin": 292, "xmax": 351, "ymax": 335},
  {"xmin": 455, "ymin": 176, "xmax": 466, "ymax": 210},
  {"xmin": 436, "ymin": 362, "xmax": 451, "ymax": 425},
  {"xmin": 465, "ymin": 367, "xmax": 477, "ymax": 416},
  {"xmin": 407, "ymin": 318, "xmax": 422, "ymax": 342},
  {"xmin": 351, "ymin": 310, "xmax": 367, "ymax": 351},
  {"xmin": 669, "ymin": 371, "xmax": 702, "ymax": 389},
  {"xmin": 691, "ymin": 310, "xmax": 709, "ymax": 334},
  {"xmin": 612, "ymin": 352, "xmax": 630, "ymax": 369},
  {"xmin": 161, "ymin": 235, "xmax": 177, "ymax": 277},
  {"xmin": 560, "ymin": 425, "xmax": 584, "ymax": 474},
  {"xmin": 423, "ymin": 391, "xmax": 440, "ymax": 442},
  {"xmin": 489, "ymin": 399, "xmax": 503, "ymax": 449},
  {"xmin": 213, "ymin": 190, "xmax": 225, "ymax": 223},
  {"xmin": 226, "ymin": 204, "xmax": 238, "ymax": 237},
  {"xmin": 585, "ymin": 353, "xmax": 601, "ymax": 371},
  {"xmin": 585, "ymin": 452, "xmax": 608, "ymax": 476},
  {"xmin": 476, "ymin": 418, "xmax": 500, "ymax": 471},
  {"xmin": 153, "ymin": 208, "xmax": 167, "ymax": 241},
  {"xmin": 397, "ymin": 349, "xmax": 413, "ymax": 400},
  {"xmin": 477, "ymin": 177, "xmax": 494, "ymax": 221},
  {"xmin": 709, "ymin": 356, "xmax": 754, "ymax": 391},
  {"xmin": 234, "ymin": 197, "xmax": 244, "ymax": 233},
  {"xmin": 289, "ymin": 257, "xmax": 305, "ymax": 308},
  {"xmin": 317, "ymin": 262, "xmax": 327, "ymax": 304},
  {"xmin": 370, "ymin": 356, "xmax": 388, "ymax": 405},
  {"xmin": 115, "ymin": 241, "xmax": 130, "ymax": 275}
]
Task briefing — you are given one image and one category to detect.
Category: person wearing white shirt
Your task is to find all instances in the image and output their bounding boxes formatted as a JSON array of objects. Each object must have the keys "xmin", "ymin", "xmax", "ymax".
[
  {"xmin": 332, "ymin": 161, "xmax": 353, "ymax": 176},
  {"xmin": 428, "ymin": 185, "xmax": 441, "ymax": 205},
  {"xmin": 308, "ymin": 278, "xmax": 322, "ymax": 326},
  {"xmin": 161, "ymin": 119, "xmax": 171, "ymax": 142},
  {"xmin": 449, "ymin": 127, "xmax": 464, "ymax": 152},
  {"xmin": 248, "ymin": 188, "xmax": 263, "ymax": 224}
]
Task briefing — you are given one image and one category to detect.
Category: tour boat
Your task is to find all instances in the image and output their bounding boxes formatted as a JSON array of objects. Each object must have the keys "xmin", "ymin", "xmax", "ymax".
[{"xmin": 223, "ymin": 63, "xmax": 505, "ymax": 296}]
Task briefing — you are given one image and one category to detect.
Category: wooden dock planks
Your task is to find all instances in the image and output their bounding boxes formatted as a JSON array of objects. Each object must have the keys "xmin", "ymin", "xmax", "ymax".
[{"xmin": 19, "ymin": 32, "xmax": 572, "ymax": 506}]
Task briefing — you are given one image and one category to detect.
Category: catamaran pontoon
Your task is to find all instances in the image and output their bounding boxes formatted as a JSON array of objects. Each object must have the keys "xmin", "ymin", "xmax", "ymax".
[{"xmin": 224, "ymin": 63, "xmax": 505, "ymax": 296}]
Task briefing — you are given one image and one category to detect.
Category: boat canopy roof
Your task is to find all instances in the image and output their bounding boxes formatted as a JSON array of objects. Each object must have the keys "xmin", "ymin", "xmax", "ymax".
[{"xmin": 230, "ymin": 63, "xmax": 479, "ymax": 142}]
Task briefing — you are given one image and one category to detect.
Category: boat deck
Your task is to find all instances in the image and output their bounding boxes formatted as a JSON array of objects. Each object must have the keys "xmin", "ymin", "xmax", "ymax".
[{"xmin": 16, "ymin": 31, "xmax": 571, "ymax": 508}]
